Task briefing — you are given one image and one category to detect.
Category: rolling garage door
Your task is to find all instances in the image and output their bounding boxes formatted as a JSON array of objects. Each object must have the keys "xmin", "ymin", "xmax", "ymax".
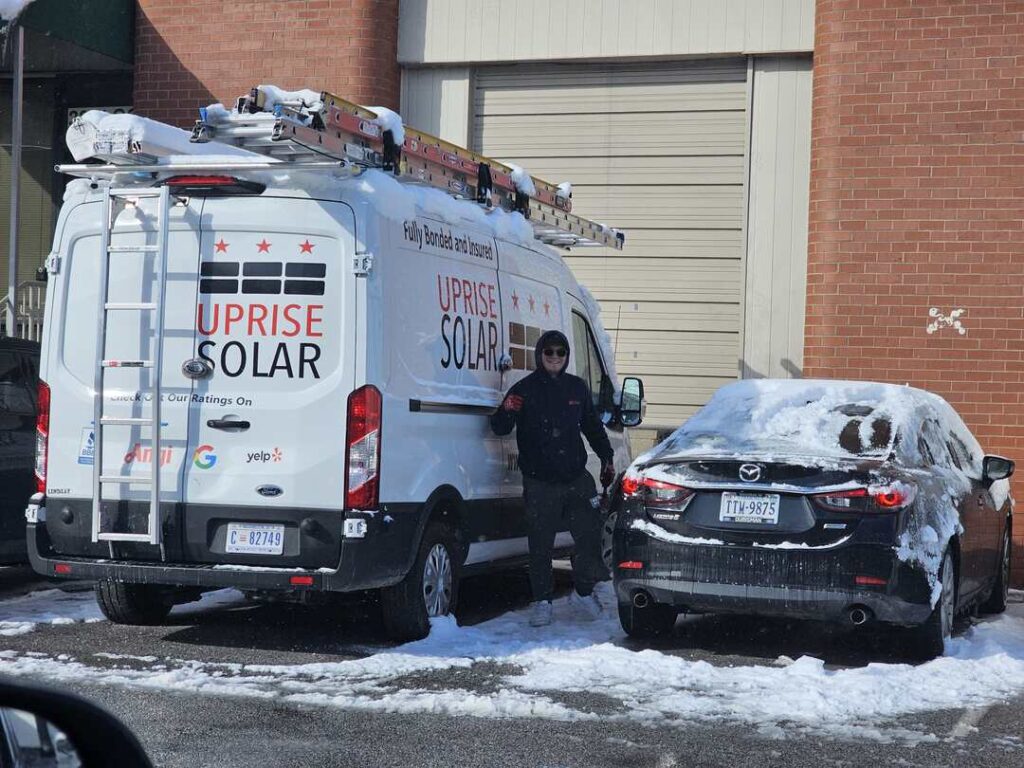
[{"xmin": 474, "ymin": 60, "xmax": 747, "ymax": 448}]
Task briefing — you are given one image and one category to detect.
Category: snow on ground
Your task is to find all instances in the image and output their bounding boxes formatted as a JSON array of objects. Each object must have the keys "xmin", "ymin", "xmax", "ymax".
[
  {"xmin": 1, "ymin": 586, "xmax": 1024, "ymax": 743},
  {"xmin": 0, "ymin": 587, "xmax": 245, "ymax": 635}
]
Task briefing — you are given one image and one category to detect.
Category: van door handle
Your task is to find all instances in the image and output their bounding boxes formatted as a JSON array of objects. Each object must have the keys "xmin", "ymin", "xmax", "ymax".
[{"xmin": 207, "ymin": 419, "xmax": 250, "ymax": 430}]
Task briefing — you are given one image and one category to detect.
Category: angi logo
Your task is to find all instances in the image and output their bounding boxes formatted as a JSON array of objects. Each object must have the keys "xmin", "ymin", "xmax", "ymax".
[
  {"xmin": 193, "ymin": 444, "xmax": 217, "ymax": 470},
  {"xmin": 124, "ymin": 444, "xmax": 173, "ymax": 467}
]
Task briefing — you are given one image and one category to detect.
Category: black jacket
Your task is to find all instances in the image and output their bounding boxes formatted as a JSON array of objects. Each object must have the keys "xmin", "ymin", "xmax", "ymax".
[{"xmin": 490, "ymin": 330, "xmax": 613, "ymax": 483}]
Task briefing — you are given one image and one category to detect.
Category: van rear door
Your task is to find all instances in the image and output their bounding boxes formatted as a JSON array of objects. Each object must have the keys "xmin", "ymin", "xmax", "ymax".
[
  {"xmin": 48, "ymin": 195, "xmax": 201, "ymax": 525},
  {"xmin": 180, "ymin": 196, "xmax": 354, "ymax": 566}
]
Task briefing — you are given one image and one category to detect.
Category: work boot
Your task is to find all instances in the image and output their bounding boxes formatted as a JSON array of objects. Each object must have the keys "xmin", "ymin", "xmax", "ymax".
[
  {"xmin": 528, "ymin": 600, "xmax": 553, "ymax": 627},
  {"xmin": 568, "ymin": 590, "xmax": 603, "ymax": 621}
]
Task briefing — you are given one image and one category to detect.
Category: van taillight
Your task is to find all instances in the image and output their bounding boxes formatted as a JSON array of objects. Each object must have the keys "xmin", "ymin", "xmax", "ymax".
[
  {"xmin": 35, "ymin": 380, "xmax": 50, "ymax": 495},
  {"xmin": 345, "ymin": 385, "xmax": 382, "ymax": 510},
  {"xmin": 159, "ymin": 175, "xmax": 265, "ymax": 196}
]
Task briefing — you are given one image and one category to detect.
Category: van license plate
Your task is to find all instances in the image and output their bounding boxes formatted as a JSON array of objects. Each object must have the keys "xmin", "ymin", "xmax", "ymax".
[
  {"xmin": 719, "ymin": 493, "xmax": 780, "ymax": 525},
  {"xmin": 225, "ymin": 523, "xmax": 284, "ymax": 555}
]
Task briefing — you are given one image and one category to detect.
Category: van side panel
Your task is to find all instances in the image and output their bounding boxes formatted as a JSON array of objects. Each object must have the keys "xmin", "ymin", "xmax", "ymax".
[{"xmin": 375, "ymin": 217, "xmax": 507, "ymax": 554}]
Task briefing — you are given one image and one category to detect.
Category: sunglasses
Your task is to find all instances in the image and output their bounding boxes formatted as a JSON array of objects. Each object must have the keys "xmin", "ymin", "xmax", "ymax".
[{"xmin": 543, "ymin": 348, "xmax": 567, "ymax": 358}]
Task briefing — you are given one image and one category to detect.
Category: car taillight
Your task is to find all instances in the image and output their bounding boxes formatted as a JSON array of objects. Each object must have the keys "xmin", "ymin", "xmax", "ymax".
[
  {"xmin": 345, "ymin": 385, "xmax": 382, "ymax": 510},
  {"xmin": 34, "ymin": 380, "xmax": 50, "ymax": 495},
  {"xmin": 812, "ymin": 483, "xmax": 916, "ymax": 513},
  {"xmin": 623, "ymin": 473, "xmax": 694, "ymax": 509}
]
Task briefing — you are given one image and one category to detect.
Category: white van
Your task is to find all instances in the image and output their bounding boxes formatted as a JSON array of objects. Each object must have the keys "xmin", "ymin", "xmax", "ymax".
[{"xmin": 28, "ymin": 162, "xmax": 645, "ymax": 639}]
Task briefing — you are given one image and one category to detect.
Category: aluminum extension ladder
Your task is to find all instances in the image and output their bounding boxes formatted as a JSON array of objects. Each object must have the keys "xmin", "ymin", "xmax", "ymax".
[
  {"xmin": 190, "ymin": 86, "xmax": 624, "ymax": 251},
  {"xmin": 90, "ymin": 184, "xmax": 171, "ymax": 548}
]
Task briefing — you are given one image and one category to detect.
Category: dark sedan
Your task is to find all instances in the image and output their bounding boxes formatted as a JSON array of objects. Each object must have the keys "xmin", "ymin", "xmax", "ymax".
[{"xmin": 613, "ymin": 380, "xmax": 1014, "ymax": 659}]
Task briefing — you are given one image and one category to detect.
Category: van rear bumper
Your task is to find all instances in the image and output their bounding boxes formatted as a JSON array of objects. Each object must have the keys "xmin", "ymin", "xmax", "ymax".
[{"xmin": 27, "ymin": 506, "xmax": 413, "ymax": 593}]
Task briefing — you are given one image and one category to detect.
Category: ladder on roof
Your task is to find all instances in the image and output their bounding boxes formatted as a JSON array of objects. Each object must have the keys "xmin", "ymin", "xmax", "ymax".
[
  {"xmin": 90, "ymin": 184, "xmax": 171, "ymax": 550},
  {"xmin": 189, "ymin": 86, "xmax": 624, "ymax": 251}
]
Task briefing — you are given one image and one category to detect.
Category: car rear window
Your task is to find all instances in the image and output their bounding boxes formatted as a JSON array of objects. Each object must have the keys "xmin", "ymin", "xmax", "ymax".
[{"xmin": 645, "ymin": 381, "xmax": 907, "ymax": 464}]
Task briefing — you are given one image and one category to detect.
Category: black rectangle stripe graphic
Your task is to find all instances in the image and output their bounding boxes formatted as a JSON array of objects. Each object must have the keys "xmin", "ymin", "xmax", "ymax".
[
  {"xmin": 199, "ymin": 279, "xmax": 238, "ymax": 294},
  {"xmin": 286, "ymin": 262, "xmax": 326, "ymax": 278},
  {"xmin": 284, "ymin": 280, "xmax": 325, "ymax": 296},
  {"xmin": 244, "ymin": 262, "xmax": 283, "ymax": 277},
  {"xmin": 241, "ymin": 279, "xmax": 282, "ymax": 294},
  {"xmin": 200, "ymin": 262, "xmax": 238, "ymax": 277}
]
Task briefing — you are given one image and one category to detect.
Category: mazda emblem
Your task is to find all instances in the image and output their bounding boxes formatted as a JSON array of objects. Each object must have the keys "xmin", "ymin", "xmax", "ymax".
[{"xmin": 739, "ymin": 464, "xmax": 762, "ymax": 483}]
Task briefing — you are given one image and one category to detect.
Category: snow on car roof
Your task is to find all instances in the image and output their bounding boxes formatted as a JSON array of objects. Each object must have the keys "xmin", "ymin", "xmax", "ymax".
[{"xmin": 637, "ymin": 378, "xmax": 951, "ymax": 466}]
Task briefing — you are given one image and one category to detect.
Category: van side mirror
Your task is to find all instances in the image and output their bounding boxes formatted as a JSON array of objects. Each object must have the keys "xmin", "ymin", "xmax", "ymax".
[
  {"xmin": 983, "ymin": 454, "xmax": 1015, "ymax": 483},
  {"xmin": 620, "ymin": 377, "xmax": 644, "ymax": 427}
]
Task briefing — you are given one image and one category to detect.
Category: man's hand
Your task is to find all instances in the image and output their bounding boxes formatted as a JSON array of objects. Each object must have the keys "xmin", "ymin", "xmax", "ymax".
[
  {"xmin": 503, "ymin": 394, "xmax": 524, "ymax": 412},
  {"xmin": 600, "ymin": 461, "xmax": 615, "ymax": 489}
]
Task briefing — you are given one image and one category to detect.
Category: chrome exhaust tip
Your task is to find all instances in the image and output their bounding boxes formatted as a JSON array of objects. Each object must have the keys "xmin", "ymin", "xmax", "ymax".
[
  {"xmin": 632, "ymin": 590, "xmax": 651, "ymax": 609},
  {"xmin": 849, "ymin": 606, "xmax": 872, "ymax": 626}
]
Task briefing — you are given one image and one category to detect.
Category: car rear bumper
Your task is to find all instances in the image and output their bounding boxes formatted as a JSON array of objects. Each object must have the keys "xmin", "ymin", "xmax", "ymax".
[{"xmin": 614, "ymin": 521, "xmax": 934, "ymax": 626}]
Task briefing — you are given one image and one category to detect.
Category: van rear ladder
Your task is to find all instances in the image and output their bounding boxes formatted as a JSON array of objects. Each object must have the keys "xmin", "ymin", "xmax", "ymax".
[
  {"xmin": 90, "ymin": 184, "xmax": 171, "ymax": 550},
  {"xmin": 190, "ymin": 86, "xmax": 624, "ymax": 251}
]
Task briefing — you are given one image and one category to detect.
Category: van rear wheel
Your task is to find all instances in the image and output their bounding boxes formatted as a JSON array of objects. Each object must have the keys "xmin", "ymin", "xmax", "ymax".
[
  {"xmin": 381, "ymin": 523, "xmax": 460, "ymax": 642},
  {"xmin": 95, "ymin": 580, "xmax": 173, "ymax": 625}
]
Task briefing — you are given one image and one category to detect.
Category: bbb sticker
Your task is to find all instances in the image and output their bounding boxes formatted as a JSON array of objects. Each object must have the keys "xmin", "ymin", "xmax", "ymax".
[{"xmin": 78, "ymin": 428, "xmax": 94, "ymax": 466}]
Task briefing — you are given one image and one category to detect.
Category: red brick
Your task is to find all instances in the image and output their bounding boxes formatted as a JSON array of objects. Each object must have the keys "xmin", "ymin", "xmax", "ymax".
[
  {"xmin": 809, "ymin": 1, "xmax": 1024, "ymax": 584},
  {"xmin": 133, "ymin": 0, "xmax": 400, "ymax": 127}
]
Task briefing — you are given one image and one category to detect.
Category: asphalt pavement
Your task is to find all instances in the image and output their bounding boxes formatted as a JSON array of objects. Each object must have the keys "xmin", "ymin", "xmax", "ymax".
[{"xmin": 0, "ymin": 566, "xmax": 1022, "ymax": 768}]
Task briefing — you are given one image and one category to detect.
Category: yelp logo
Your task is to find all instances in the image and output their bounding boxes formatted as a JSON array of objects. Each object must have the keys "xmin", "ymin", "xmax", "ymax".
[
  {"xmin": 246, "ymin": 448, "xmax": 283, "ymax": 464},
  {"xmin": 193, "ymin": 444, "xmax": 217, "ymax": 470}
]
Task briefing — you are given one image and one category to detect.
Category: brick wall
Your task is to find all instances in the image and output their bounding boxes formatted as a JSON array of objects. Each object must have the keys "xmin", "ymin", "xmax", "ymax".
[
  {"xmin": 807, "ymin": 1, "xmax": 1024, "ymax": 584},
  {"xmin": 134, "ymin": 0, "xmax": 400, "ymax": 127}
]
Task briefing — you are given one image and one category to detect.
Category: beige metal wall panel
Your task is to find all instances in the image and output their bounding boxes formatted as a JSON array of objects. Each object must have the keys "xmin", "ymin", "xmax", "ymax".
[
  {"xmin": 400, "ymin": 67, "xmax": 472, "ymax": 146},
  {"xmin": 519, "ymin": 156, "xmax": 745, "ymax": 187},
  {"xmin": 742, "ymin": 56, "xmax": 812, "ymax": 380},
  {"xmin": 477, "ymin": 111, "xmax": 747, "ymax": 158},
  {"xmin": 399, "ymin": 0, "xmax": 815, "ymax": 64},
  {"xmin": 474, "ymin": 59, "xmax": 747, "ymax": 436}
]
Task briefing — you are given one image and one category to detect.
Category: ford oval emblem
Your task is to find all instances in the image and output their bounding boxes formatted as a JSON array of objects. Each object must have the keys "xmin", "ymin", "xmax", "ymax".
[
  {"xmin": 182, "ymin": 358, "xmax": 212, "ymax": 379},
  {"xmin": 257, "ymin": 485, "xmax": 283, "ymax": 498}
]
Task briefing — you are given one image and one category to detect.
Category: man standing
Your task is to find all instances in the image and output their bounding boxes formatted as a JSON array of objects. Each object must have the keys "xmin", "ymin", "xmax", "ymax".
[{"xmin": 491, "ymin": 330, "xmax": 615, "ymax": 627}]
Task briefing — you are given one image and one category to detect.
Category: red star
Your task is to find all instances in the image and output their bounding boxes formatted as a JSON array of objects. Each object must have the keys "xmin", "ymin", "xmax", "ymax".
[
  {"xmin": 299, "ymin": 239, "xmax": 314, "ymax": 254},
  {"xmin": 256, "ymin": 239, "xmax": 271, "ymax": 253},
  {"xmin": 528, "ymin": 295, "xmax": 535, "ymax": 312},
  {"xmin": 511, "ymin": 291, "xmax": 519, "ymax": 309},
  {"xmin": 214, "ymin": 239, "xmax": 228, "ymax": 253},
  {"xmin": 543, "ymin": 300, "xmax": 550, "ymax": 316}
]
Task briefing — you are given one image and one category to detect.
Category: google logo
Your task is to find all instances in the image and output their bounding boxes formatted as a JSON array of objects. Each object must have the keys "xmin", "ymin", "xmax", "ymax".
[{"xmin": 193, "ymin": 444, "xmax": 217, "ymax": 470}]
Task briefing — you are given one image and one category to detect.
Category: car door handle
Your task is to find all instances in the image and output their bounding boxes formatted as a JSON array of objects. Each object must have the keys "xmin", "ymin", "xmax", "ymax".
[{"xmin": 207, "ymin": 419, "xmax": 250, "ymax": 430}]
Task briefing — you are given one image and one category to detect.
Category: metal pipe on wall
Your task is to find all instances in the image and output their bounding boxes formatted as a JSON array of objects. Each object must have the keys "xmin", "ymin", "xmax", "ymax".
[{"xmin": 6, "ymin": 22, "xmax": 23, "ymax": 337}]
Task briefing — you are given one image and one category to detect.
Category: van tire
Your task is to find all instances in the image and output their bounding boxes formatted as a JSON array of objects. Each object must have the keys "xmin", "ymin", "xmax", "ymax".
[
  {"xmin": 380, "ymin": 522, "xmax": 460, "ymax": 642},
  {"xmin": 95, "ymin": 580, "xmax": 173, "ymax": 625}
]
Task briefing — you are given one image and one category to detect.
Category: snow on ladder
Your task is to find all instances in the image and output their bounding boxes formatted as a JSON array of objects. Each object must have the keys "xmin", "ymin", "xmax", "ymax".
[
  {"xmin": 192, "ymin": 86, "xmax": 625, "ymax": 251},
  {"xmin": 91, "ymin": 185, "xmax": 171, "ymax": 549}
]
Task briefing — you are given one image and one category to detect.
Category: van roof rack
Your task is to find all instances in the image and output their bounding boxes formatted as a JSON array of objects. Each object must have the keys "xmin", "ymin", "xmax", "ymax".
[{"xmin": 59, "ymin": 86, "xmax": 624, "ymax": 251}]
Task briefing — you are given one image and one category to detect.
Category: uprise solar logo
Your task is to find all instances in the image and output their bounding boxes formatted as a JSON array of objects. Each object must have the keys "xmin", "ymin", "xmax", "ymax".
[{"xmin": 193, "ymin": 444, "xmax": 217, "ymax": 470}]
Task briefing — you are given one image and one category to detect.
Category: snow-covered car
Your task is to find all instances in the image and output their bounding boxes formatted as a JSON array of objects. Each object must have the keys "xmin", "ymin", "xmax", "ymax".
[{"xmin": 612, "ymin": 379, "xmax": 1015, "ymax": 659}]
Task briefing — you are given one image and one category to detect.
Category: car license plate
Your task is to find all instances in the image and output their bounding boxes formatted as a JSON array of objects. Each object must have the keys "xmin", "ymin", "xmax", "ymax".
[
  {"xmin": 719, "ymin": 493, "xmax": 780, "ymax": 525},
  {"xmin": 225, "ymin": 522, "xmax": 285, "ymax": 555}
]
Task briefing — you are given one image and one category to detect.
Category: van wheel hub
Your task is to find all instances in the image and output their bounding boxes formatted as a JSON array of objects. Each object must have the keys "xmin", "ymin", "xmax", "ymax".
[{"xmin": 422, "ymin": 543, "xmax": 453, "ymax": 616}]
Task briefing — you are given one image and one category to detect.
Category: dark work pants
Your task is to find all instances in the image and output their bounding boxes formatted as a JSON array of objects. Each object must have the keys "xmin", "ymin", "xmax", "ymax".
[{"xmin": 523, "ymin": 472, "xmax": 605, "ymax": 602}]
